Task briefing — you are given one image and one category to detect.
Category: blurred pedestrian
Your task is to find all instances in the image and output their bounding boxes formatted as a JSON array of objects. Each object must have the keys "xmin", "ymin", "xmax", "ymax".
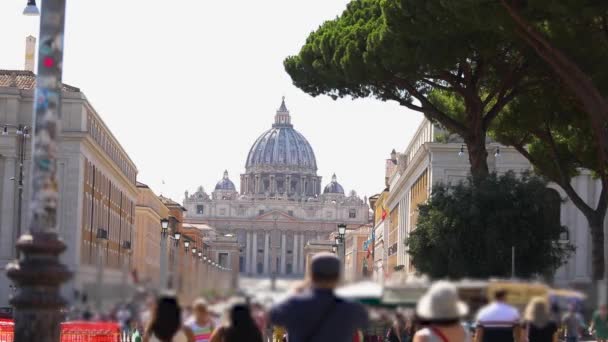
[
  {"xmin": 413, "ymin": 281, "xmax": 470, "ymax": 342},
  {"xmin": 209, "ymin": 304, "xmax": 263, "ymax": 342},
  {"xmin": 589, "ymin": 304, "xmax": 608, "ymax": 342},
  {"xmin": 561, "ymin": 303, "xmax": 585, "ymax": 342},
  {"xmin": 387, "ymin": 312, "xmax": 413, "ymax": 342},
  {"xmin": 269, "ymin": 252, "xmax": 369, "ymax": 342},
  {"xmin": 185, "ymin": 298, "xmax": 215, "ymax": 342},
  {"xmin": 143, "ymin": 294, "xmax": 194, "ymax": 342},
  {"xmin": 521, "ymin": 296, "xmax": 558, "ymax": 342},
  {"xmin": 475, "ymin": 289, "xmax": 520, "ymax": 342},
  {"xmin": 117, "ymin": 304, "xmax": 133, "ymax": 334}
]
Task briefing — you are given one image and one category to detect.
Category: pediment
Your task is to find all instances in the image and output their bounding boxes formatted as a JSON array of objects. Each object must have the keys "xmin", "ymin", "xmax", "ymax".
[{"xmin": 255, "ymin": 209, "xmax": 298, "ymax": 222}]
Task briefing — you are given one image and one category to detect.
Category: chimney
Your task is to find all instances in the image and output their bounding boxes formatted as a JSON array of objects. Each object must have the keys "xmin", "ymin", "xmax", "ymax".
[{"xmin": 24, "ymin": 35, "xmax": 36, "ymax": 72}]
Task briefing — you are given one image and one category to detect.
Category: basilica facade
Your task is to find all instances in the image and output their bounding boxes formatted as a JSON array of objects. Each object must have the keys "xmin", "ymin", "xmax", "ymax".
[{"xmin": 183, "ymin": 99, "xmax": 369, "ymax": 276}]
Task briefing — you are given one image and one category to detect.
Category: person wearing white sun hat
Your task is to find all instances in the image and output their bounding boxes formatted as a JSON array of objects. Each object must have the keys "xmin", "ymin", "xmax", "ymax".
[{"xmin": 413, "ymin": 281, "xmax": 471, "ymax": 342}]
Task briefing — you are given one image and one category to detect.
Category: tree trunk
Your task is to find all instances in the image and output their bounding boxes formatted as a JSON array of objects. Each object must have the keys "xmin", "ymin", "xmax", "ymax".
[
  {"xmin": 587, "ymin": 213, "xmax": 606, "ymax": 281},
  {"xmin": 465, "ymin": 134, "xmax": 490, "ymax": 182}
]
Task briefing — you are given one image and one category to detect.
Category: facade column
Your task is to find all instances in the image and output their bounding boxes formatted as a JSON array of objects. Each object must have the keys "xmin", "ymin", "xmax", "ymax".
[
  {"xmin": 301, "ymin": 176, "xmax": 306, "ymax": 196},
  {"xmin": 255, "ymin": 175, "xmax": 260, "ymax": 194},
  {"xmin": 252, "ymin": 232, "xmax": 258, "ymax": 274},
  {"xmin": 286, "ymin": 175, "xmax": 291, "ymax": 195},
  {"xmin": 280, "ymin": 232, "xmax": 287, "ymax": 275},
  {"xmin": 293, "ymin": 234, "xmax": 299, "ymax": 275},
  {"xmin": 312, "ymin": 178, "xmax": 317, "ymax": 196},
  {"xmin": 246, "ymin": 231, "xmax": 252, "ymax": 274},
  {"xmin": 300, "ymin": 233, "xmax": 306, "ymax": 274},
  {"xmin": 270, "ymin": 175, "xmax": 275, "ymax": 194},
  {"xmin": 263, "ymin": 231, "xmax": 270, "ymax": 275}
]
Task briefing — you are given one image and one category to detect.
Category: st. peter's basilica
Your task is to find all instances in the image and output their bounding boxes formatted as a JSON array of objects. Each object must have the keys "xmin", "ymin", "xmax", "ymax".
[{"xmin": 182, "ymin": 98, "xmax": 369, "ymax": 276}]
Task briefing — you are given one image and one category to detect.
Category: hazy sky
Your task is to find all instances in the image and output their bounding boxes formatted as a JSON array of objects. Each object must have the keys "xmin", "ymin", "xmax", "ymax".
[{"xmin": 0, "ymin": 1, "xmax": 422, "ymax": 202}]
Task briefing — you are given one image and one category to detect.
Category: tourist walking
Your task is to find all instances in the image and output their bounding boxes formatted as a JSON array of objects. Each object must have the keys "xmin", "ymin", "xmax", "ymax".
[
  {"xmin": 562, "ymin": 303, "xmax": 585, "ymax": 342},
  {"xmin": 413, "ymin": 281, "xmax": 470, "ymax": 342},
  {"xmin": 143, "ymin": 294, "xmax": 194, "ymax": 342},
  {"xmin": 269, "ymin": 252, "xmax": 369, "ymax": 342},
  {"xmin": 209, "ymin": 304, "xmax": 263, "ymax": 342},
  {"xmin": 185, "ymin": 298, "xmax": 215, "ymax": 342},
  {"xmin": 387, "ymin": 312, "xmax": 413, "ymax": 342},
  {"xmin": 589, "ymin": 304, "xmax": 608, "ymax": 342},
  {"xmin": 475, "ymin": 289, "xmax": 520, "ymax": 342},
  {"xmin": 521, "ymin": 297, "xmax": 558, "ymax": 342}
]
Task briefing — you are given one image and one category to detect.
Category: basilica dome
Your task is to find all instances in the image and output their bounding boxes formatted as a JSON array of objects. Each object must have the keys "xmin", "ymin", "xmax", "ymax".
[
  {"xmin": 245, "ymin": 98, "xmax": 317, "ymax": 172},
  {"xmin": 323, "ymin": 174, "xmax": 345, "ymax": 194},
  {"xmin": 215, "ymin": 170, "xmax": 236, "ymax": 191}
]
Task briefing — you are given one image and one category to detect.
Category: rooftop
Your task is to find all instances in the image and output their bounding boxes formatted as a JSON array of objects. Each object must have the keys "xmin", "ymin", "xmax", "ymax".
[{"xmin": 0, "ymin": 70, "xmax": 80, "ymax": 92}]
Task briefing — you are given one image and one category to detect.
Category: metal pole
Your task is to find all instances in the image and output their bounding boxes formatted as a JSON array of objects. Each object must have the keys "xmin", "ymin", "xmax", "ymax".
[
  {"xmin": 6, "ymin": 1, "xmax": 71, "ymax": 340},
  {"xmin": 96, "ymin": 240, "xmax": 104, "ymax": 309},
  {"xmin": 511, "ymin": 246, "xmax": 515, "ymax": 278},
  {"xmin": 15, "ymin": 127, "xmax": 26, "ymax": 258},
  {"xmin": 160, "ymin": 234, "xmax": 168, "ymax": 290},
  {"xmin": 173, "ymin": 240, "xmax": 179, "ymax": 291},
  {"xmin": 121, "ymin": 249, "xmax": 128, "ymax": 302}
]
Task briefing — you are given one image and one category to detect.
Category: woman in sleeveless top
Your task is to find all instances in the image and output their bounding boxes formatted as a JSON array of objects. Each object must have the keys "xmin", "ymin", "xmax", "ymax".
[
  {"xmin": 413, "ymin": 281, "xmax": 471, "ymax": 342},
  {"xmin": 143, "ymin": 294, "xmax": 194, "ymax": 342},
  {"xmin": 522, "ymin": 297, "xmax": 558, "ymax": 342}
]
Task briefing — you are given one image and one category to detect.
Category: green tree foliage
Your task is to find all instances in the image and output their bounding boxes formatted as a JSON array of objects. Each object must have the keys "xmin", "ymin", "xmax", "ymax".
[
  {"xmin": 492, "ymin": 79, "xmax": 608, "ymax": 280},
  {"xmin": 284, "ymin": 0, "xmax": 531, "ymax": 180},
  {"xmin": 407, "ymin": 172, "xmax": 573, "ymax": 279}
]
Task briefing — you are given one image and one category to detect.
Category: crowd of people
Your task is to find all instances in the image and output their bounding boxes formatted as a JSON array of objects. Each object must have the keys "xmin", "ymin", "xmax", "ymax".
[{"xmin": 117, "ymin": 252, "xmax": 607, "ymax": 342}]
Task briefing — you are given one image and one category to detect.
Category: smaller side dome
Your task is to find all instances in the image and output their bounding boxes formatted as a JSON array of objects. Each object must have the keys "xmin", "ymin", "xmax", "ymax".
[
  {"xmin": 215, "ymin": 170, "xmax": 236, "ymax": 191},
  {"xmin": 323, "ymin": 173, "xmax": 345, "ymax": 194}
]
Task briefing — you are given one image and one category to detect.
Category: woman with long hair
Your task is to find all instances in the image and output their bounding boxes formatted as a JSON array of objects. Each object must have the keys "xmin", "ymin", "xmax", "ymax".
[
  {"xmin": 522, "ymin": 297, "xmax": 558, "ymax": 342},
  {"xmin": 143, "ymin": 295, "xmax": 194, "ymax": 342},
  {"xmin": 209, "ymin": 304, "xmax": 263, "ymax": 342}
]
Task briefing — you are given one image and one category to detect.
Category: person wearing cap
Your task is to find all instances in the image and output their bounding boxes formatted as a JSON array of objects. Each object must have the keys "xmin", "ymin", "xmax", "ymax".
[
  {"xmin": 413, "ymin": 281, "xmax": 470, "ymax": 342},
  {"xmin": 474, "ymin": 290, "xmax": 521, "ymax": 342},
  {"xmin": 269, "ymin": 252, "xmax": 369, "ymax": 342}
]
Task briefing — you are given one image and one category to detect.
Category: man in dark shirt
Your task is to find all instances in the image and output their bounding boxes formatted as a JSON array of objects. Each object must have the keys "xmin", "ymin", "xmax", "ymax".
[{"xmin": 270, "ymin": 252, "xmax": 369, "ymax": 342}]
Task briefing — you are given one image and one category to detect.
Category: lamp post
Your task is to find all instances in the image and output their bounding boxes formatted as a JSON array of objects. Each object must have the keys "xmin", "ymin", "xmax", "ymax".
[
  {"xmin": 121, "ymin": 240, "xmax": 132, "ymax": 302},
  {"xmin": 160, "ymin": 218, "xmax": 169, "ymax": 290},
  {"xmin": 6, "ymin": 1, "xmax": 72, "ymax": 340},
  {"xmin": 95, "ymin": 227, "xmax": 109, "ymax": 310},
  {"xmin": 172, "ymin": 232, "xmax": 181, "ymax": 290},
  {"xmin": 2, "ymin": 124, "xmax": 30, "ymax": 258},
  {"xmin": 337, "ymin": 224, "xmax": 347, "ymax": 276}
]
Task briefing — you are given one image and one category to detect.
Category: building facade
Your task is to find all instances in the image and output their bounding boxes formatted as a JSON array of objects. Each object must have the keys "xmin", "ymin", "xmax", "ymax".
[
  {"xmin": 134, "ymin": 182, "xmax": 170, "ymax": 288},
  {"xmin": 183, "ymin": 98, "xmax": 369, "ymax": 276},
  {"xmin": 0, "ymin": 70, "xmax": 138, "ymax": 308},
  {"xmin": 383, "ymin": 118, "xmax": 606, "ymax": 288}
]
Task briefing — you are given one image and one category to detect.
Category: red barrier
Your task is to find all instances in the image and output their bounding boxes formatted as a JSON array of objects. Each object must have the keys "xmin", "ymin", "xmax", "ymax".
[
  {"xmin": 61, "ymin": 321, "xmax": 121, "ymax": 342},
  {"xmin": 0, "ymin": 320, "xmax": 120, "ymax": 342}
]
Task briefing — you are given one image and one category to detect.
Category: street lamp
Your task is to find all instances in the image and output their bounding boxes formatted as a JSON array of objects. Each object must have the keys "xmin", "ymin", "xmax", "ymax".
[
  {"xmin": 174, "ymin": 232, "xmax": 181, "ymax": 241},
  {"xmin": 160, "ymin": 218, "xmax": 169, "ymax": 237},
  {"xmin": 159, "ymin": 218, "xmax": 169, "ymax": 290},
  {"xmin": 184, "ymin": 240, "xmax": 190, "ymax": 252},
  {"xmin": 192, "ymin": 247, "xmax": 197, "ymax": 255},
  {"xmin": 338, "ymin": 224, "xmax": 346, "ymax": 237},
  {"xmin": 23, "ymin": 0, "xmax": 40, "ymax": 16}
]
